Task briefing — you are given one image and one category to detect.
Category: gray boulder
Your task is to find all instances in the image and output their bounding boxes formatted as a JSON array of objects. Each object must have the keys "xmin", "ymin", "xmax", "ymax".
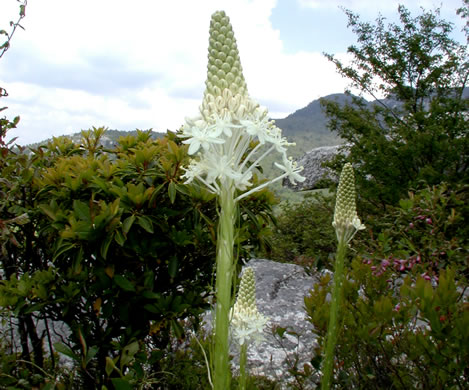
[
  {"xmin": 232, "ymin": 259, "xmax": 321, "ymax": 387},
  {"xmin": 284, "ymin": 144, "xmax": 349, "ymax": 191}
]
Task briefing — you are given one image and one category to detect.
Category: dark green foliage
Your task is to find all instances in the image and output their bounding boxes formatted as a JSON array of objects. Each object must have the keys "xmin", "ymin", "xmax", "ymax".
[
  {"xmin": 305, "ymin": 263, "xmax": 469, "ymax": 389},
  {"xmin": 303, "ymin": 184, "xmax": 469, "ymax": 389},
  {"xmin": 260, "ymin": 192, "xmax": 336, "ymax": 271},
  {"xmin": 0, "ymin": 127, "xmax": 276, "ymax": 388},
  {"xmin": 322, "ymin": 4, "xmax": 469, "ymax": 211},
  {"xmin": 360, "ymin": 183, "xmax": 469, "ymax": 281}
]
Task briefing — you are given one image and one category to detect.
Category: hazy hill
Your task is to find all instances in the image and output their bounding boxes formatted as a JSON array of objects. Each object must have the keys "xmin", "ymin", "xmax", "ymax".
[
  {"xmin": 274, "ymin": 93, "xmax": 353, "ymax": 137},
  {"xmin": 273, "ymin": 87, "xmax": 468, "ymax": 158},
  {"xmin": 272, "ymin": 93, "xmax": 352, "ymax": 158},
  {"xmin": 26, "ymin": 88, "xmax": 467, "ymax": 155}
]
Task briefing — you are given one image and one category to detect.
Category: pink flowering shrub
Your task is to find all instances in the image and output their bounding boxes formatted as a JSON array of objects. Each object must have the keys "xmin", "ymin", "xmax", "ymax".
[
  {"xmin": 361, "ymin": 183, "xmax": 468, "ymax": 282},
  {"xmin": 303, "ymin": 184, "xmax": 469, "ymax": 389}
]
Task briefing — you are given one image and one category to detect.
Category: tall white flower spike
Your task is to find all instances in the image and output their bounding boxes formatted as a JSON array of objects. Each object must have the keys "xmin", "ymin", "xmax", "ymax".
[{"xmin": 180, "ymin": 10, "xmax": 304, "ymax": 201}]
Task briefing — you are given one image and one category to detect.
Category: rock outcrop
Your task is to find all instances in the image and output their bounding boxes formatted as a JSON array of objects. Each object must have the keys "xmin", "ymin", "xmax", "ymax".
[
  {"xmin": 232, "ymin": 259, "xmax": 321, "ymax": 387},
  {"xmin": 284, "ymin": 144, "xmax": 349, "ymax": 191}
]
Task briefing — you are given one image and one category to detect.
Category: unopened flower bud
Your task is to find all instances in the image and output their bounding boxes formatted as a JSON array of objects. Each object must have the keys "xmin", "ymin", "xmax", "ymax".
[
  {"xmin": 201, "ymin": 10, "xmax": 257, "ymax": 121},
  {"xmin": 333, "ymin": 163, "xmax": 365, "ymax": 242}
]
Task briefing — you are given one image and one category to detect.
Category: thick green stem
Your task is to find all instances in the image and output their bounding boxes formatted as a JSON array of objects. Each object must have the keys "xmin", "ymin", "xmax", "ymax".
[
  {"xmin": 239, "ymin": 343, "xmax": 248, "ymax": 390},
  {"xmin": 321, "ymin": 237, "xmax": 348, "ymax": 390},
  {"xmin": 213, "ymin": 184, "xmax": 236, "ymax": 390}
]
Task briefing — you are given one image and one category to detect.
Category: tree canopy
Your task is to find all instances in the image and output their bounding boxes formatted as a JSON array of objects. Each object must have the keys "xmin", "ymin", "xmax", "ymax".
[{"xmin": 322, "ymin": 2, "xmax": 468, "ymax": 211}]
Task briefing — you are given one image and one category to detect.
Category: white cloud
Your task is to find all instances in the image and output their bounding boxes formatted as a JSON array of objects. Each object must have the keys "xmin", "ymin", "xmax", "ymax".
[{"xmin": 1, "ymin": 0, "xmax": 356, "ymax": 145}]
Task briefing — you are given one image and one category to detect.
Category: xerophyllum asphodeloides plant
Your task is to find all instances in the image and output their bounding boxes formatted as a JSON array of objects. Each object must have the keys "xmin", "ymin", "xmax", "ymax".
[
  {"xmin": 231, "ymin": 267, "xmax": 268, "ymax": 390},
  {"xmin": 322, "ymin": 163, "xmax": 365, "ymax": 390},
  {"xmin": 179, "ymin": 10, "xmax": 304, "ymax": 390}
]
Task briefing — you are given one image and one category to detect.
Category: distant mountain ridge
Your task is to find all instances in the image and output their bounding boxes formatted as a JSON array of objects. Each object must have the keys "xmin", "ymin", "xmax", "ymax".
[
  {"xmin": 273, "ymin": 93, "xmax": 352, "ymax": 138},
  {"xmin": 272, "ymin": 87, "xmax": 468, "ymax": 156},
  {"xmin": 27, "ymin": 89, "xmax": 468, "ymax": 155}
]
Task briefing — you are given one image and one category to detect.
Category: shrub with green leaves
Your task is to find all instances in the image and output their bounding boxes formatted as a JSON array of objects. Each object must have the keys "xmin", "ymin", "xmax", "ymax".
[
  {"xmin": 0, "ymin": 127, "xmax": 276, "ymax": 388},
  {"xmin": 305, "ymin": 261, "xmax": 469, "ymax": 389},
  {"xmin": 360, "ymin": 183, "xmax": 469, "ymax": 282},
  {"xmin": 304, "ymin": 184, "xmax": 469, "ymax": 389},
  {"xmin": 261, "ymin": 192, "xmax": 336, "ymax": 271}
]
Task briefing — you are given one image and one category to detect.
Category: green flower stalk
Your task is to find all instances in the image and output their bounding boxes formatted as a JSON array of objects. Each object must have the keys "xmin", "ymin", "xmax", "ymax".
[
  {"xmin": 322, "ymin": 163, "xmax": 364, "ymax": 390},
  {"xmin": 179, "ymin": 10, "xmax": 304, "ymax": 390},
  {"xmin": 231, "ymin": 268, "xmax": 268, "ymax": 390}
]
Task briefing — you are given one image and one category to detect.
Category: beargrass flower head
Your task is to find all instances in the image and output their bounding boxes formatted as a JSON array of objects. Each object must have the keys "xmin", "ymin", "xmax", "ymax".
[
  {"xmin": 231, "ymin": 268, "xmax": 268, "ymax": 346},
  {"xmin": 180, "ymin": 10, "xmax": 304, "ymax": 200},
  {"xmin": 332, "ymin": 163, "xmax": 365, "ymax": 242}
]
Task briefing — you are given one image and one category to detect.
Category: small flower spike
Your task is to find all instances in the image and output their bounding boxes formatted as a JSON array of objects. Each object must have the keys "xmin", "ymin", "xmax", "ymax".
[
  {"xmin": 231, "ymin": 268, "xmax": 268, "ymax": 346},
  {"xmin": 332, "ymin": 163, "xmax": 365, "ymax": 243}
]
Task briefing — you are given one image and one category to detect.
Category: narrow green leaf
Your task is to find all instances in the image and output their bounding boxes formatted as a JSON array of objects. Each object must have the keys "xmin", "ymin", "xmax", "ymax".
[
  {"xmin": 122, "ymin": 215, "xmax": 135, "ymax": 234},
  {"xmin": 120, "ymin": 341, "xmax": 139, "ymax": 368},
  {"xmin": 142, "ymin": 290, "xmax": 160, "ymax": 300},
  {"xmin": 73, "ymin": 200, "xmax": 91, "ymax": 221},
  {"xmin": 149, "ymin": 182, "xmax": 166, "ymax": 205},
  {"xmin": 143, "ymin": 304, "xmax": 159, "ymax": 313},
  {"xmin": 168, "ymin": 256, "xmax": 178, "ymax": 279},
  {"xmin": 143, "ymin": 270, "xmax": 154, "ymax": 289},
  {"xmin": 168, "ymin": 181, "xmax": 176, "ymax": 204},
  {"xmin": 38, "ymin": 204, "xmax": 57, "ymax": 221},
  {"xmin": 114, "ymin": 275, "xmax": 135, "ymax": 292},
  {"xmin": 53, "ymin": 243, "xmax": 76, "ymax": 262},
  {"xmin": 85, "ymin": 345, "xmax": 99, "ymax": 366},
  {"xmin": 114, "ymin": 229, "xmax": 126, "ymax": 246},
  {"xmin": 54, "ymin": 342, "xmax": 78, "ymax": 361},
  {"xmin": 100, "ymin": 234, "xmax": 113, "ymax": 260},
  {"xmin": 137, "ymin": 215, "xmax": 153, "ymax": 233},
  {"xmin": 111, "ymin": 378, "xmax": 133, "ymax": 390},
  {"xmin": 105, "ymin": 356, "xmax": 118, "ymax": 377},
  {"xmin": 170, "ymin": 319, "xmax": 184, "ymax": 339}
]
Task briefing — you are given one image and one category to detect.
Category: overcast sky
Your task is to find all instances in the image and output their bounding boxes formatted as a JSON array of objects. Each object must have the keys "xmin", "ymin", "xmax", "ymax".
[{"xmin": 0, "ymin": 0, "xmax": 465, "ymax": 145}]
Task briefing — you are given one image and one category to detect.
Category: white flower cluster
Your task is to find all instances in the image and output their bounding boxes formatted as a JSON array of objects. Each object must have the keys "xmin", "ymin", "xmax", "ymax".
[
  {"xmin": 231, "ymin": 308, "xmax": 268, "ymax": 346},
  {"xmin": 181, "ymin": 109, "xmax": 304, "ymax": 201}
]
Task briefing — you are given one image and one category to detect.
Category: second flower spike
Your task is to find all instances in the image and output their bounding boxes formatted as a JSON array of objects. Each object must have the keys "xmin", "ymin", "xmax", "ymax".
[
  {"xmin": 332, "ymin": 162, "xmax": 365, "ymax": 242},
  {"xmin": 231, "ymin": 267, "xmax": 268, "ymax": 346}
]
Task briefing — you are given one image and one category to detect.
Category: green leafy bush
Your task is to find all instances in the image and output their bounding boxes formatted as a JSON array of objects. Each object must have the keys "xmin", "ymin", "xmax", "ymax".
[
  {"xmin": 261, "ymin": 192, "xmax": 336, "ymax": 271},
  {"xmin": 305, "ymin": 262, "xmax": 469, "ymax": 389},
  {"xmin": 304, "ymin": 184, "xmax": 469, "ymax": 389},
  {"xmin": 0, "ymin": 127, "xmax": 276, "ymax": 388},
  {"xmin": 360, "ymin": 183, "xmax": 469, "ymax": 281}
]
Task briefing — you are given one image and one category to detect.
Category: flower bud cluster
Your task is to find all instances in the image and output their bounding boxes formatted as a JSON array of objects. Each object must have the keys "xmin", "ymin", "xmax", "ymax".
[
  {"xmin": 180, "ymin": 10, "xmax": 304, "ymax": 200},
  {"xmin": 231, "ymin": 267, "xmax": 268, "ymax": 346},
  {"xmin": 332, "ymin": 163, "xmax": 365, "ymax": 242},
  {"xmin": 201, "ymin": 11, "xmax": 250, "ymax": 122}
]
